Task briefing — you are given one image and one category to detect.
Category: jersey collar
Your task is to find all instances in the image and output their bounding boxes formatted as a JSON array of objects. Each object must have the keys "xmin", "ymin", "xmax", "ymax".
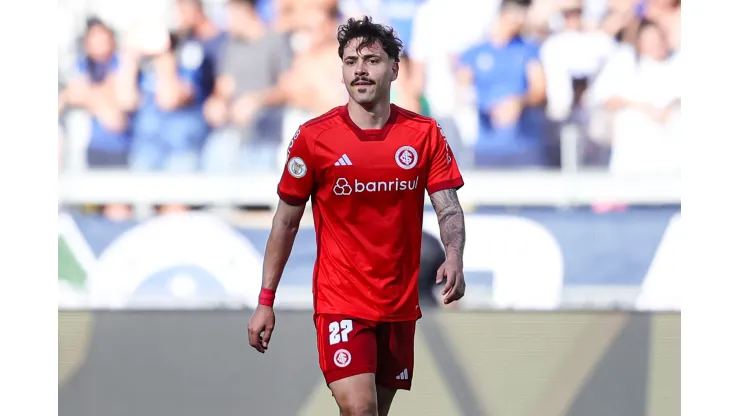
[{"xmin": 339, "ymin": 104, "xmax": 398, "ymax": 142}]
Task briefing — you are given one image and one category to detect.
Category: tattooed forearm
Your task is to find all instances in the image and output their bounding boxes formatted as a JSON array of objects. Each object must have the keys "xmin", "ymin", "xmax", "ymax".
[{"xmin": 430, "ymin": 189, "xmax": 466, "ymax": 261}]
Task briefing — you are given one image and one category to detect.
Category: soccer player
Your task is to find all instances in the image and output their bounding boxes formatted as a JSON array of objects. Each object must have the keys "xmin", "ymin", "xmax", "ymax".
[{"xmin": 247, "ymin": 16, "xmax": 466, "ymax": 416}]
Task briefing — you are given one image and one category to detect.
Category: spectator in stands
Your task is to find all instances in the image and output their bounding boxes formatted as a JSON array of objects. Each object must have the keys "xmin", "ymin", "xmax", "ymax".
[
  {"xmin": 588, "ymin": 19, "xmax": 680, "ymax": 176},
  {"xmin": 540, "ymin": 0, "xmax": 617, "ymax": 166},
  {"xmin": 278, "ymin": 1, "xmax": 347, "ymax": 162},
  {"xmin": 116, "ymin": 21, "xmax": 210, "ymax": 171},
  {"xmin": 407, "ymin": 0, "xmax": 496, "ymax": 168},
  {"xmin": 252, "ymin": 0, "xmax": 297, "ymax": 30},
  {"xmin": 117, "ymin": 22, "xmax": 211, "ymax": 212},
  {"xmin": 457, "ymin": 0, "xmax": 549, "ymax": 168},
  {"xmin": 60, "ymin": 18, "xmax": 132, "ymax": 219},
  {"xmin": 201, "ymin": 0, "xmax": 292, "ymax": 173},
  {"xmin": 601, "ymin": 0, "xmax": 643, "ymax": 46},
  {"xmin": 523, "ymin": 0, "xmax": 557, "ymax": 42},
  {"xmin": 541, "ymin": 0, "xmax": 616, "ymax": 122},
  {"xmin": 174, "ymin": 0, "xmax": 227, "ymax": 98},
  {"xmin": 62, "ymin": 18, "xmax": 132, "ymax": 170},
  {"xmin": 643, "ymin": 0, "xmax": 680, "ymax": 51}
]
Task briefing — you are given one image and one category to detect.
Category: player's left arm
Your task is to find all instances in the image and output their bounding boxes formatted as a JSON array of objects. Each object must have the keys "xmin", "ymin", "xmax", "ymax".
[
  {"xmin": 430, "ymin": 188, "xmax": 466, "ymax": 304},
  {"xmin": 430, "ymin": 189, "xmax": 466, "ymax": 262},
  {"xmin": 426, "ymin": 121, "xmax": 466, "ymax": 304}
]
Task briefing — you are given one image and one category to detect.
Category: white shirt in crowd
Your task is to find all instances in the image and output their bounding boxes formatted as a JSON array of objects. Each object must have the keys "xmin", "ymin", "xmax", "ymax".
[
  {"xmin": 589, "ymin": 47, "xmax": 681, "ymax": 176},
  {"xmin": 407, "ymin": 0, "xmax": 497, "ymax": 119},
  {"xmin": 540, "ymin": 29, "xmax": 617, "ymax": 121}
]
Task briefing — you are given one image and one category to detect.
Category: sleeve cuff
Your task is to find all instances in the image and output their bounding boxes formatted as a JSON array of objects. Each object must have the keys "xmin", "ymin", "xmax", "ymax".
[
  {"xmin": 277, "ymin": 190, "xmax": 310, "ymax": 206},
  {"xmin": 427, "ymin": 177, "xmax": 464, "ymax": 194}
]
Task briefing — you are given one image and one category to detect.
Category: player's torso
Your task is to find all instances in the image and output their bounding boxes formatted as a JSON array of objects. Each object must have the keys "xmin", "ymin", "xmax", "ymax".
[
  {"xmin": 311, "ymin": 120, "xmax": 431, "ymax": 226},
  {"xmin": 304, "ymin": 109, "xmax": 431, "ymax": 320}
]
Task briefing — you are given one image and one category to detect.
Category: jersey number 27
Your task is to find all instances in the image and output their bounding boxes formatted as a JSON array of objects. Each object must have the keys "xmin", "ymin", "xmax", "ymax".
[{"xmin": 328, "ymin": 320, "xmax": 353, "ymax": 345}]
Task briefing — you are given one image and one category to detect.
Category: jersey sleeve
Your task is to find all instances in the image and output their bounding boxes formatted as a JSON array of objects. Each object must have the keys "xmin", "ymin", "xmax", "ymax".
[
  {"xmin": 426, "ymin": 120, "xmax": 464, "ymax": 195},
  {"xmin": 277, "ymin": 127, "xmax": 316, "ymax": 205}
]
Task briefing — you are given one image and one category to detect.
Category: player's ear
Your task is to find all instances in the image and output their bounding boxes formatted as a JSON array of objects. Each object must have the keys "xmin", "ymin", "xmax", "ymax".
[{"xmin": 391, "ymin": 60, "xmax": 399, "ymax": 81}]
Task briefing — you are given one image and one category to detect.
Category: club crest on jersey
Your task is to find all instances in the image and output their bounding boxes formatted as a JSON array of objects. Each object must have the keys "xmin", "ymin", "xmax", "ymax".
[
  {"xmin": 334, "ymin": 349, "xmax": 352, "ymax": 367},
  {"xmin": 395, "ymin": 146, "xmax": 418, "ymax": 170},
  {"xmin": 287, "ymin": 157, "xmax": 307, "ymax": 178}
]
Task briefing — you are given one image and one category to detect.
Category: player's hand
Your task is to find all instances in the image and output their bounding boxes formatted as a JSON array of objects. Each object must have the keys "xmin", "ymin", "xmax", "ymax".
[
  {"xmin": 436, "ymin": 257, "xmax": 466, "ymax": 305},
  {"xmin": 247, "ymin": 304, "xmax": 276, "ymax": 354}
]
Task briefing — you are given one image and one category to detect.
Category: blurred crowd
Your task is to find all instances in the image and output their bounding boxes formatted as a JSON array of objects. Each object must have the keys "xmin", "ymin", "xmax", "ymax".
[{"xmin": 58, "ymin": 0, "xmax": 681, "ymax": 177}]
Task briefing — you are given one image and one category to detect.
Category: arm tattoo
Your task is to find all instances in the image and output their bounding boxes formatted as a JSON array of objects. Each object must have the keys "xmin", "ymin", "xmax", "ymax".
[{"xmin": 430, "ymin": 189, "xmax": 466, "ymax": 261}]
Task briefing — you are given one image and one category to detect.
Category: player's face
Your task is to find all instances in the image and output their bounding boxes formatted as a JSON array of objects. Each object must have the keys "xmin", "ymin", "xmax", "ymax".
[{"xmin": 341, "ymin": 39, "xmax": 398, "ymax": 106}]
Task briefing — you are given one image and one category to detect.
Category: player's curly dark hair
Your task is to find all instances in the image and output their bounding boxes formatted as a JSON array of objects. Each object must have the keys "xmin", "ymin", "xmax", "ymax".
[{"xmin": 337, "ymin": 16, "xmax": 403, "ymax": 63}]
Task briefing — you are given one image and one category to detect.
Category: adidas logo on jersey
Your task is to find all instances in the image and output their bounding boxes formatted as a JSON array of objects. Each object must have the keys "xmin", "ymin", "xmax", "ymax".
[
  {"xmin": 334, "ymin": 154, "xmax": 353, "ymax": 166},
  {"xmin": 396, "ymin": 368, "xmax": 409, "ymax": 380}
]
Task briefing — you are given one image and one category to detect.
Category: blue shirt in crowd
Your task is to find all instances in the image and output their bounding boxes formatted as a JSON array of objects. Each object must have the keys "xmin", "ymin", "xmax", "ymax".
[
  {"xmin": 134, "ymin": 39, "xmax": 211, "ymax": 127},
  {"xmin": 76, "ymin": 54, "xmax": 132, "ymax": 153},
  {"xmin": 185, "ymin": 32, "xmax": 227, "ymax": 98},
  {"xmin": 460, "ymin": 36, "xmax": 547, "ymax": 164},
  {"xmin": 131, "ymin": 39, "xmax": 212, "ymax": 171}
]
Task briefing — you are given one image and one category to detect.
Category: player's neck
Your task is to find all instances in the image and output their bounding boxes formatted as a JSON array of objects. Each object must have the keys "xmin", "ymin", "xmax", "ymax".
[{"xmin": 346, "ymin": 100, "xmax": 392, "ymax": 130}]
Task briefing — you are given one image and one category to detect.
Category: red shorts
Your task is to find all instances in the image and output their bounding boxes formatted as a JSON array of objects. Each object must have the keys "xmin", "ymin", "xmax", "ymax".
[{"xmin": 315, "ymin": 314, "xmax": 416, "ymax": 390}]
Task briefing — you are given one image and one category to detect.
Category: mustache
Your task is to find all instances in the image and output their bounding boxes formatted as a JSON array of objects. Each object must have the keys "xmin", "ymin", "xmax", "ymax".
[{"xmin": 351, "ymin": 77, "xmax": 375, "ymax": 86}]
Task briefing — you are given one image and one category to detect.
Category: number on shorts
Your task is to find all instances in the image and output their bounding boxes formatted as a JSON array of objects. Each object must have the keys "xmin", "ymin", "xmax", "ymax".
[{"xmin": 328, "ymin": 320, "xmax": 353, "ymax": 345}]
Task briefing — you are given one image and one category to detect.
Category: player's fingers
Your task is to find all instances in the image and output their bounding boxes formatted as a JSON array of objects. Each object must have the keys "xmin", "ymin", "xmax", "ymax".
[
  {"xmin": 248, "ymin": 326, "xmax": 265, "ymax": 353},
  {"xmin": 441, "ymin": 269, "xmax": 455, "ymax": 297},
  {"xmin": 261, "ymin": 326, "xmax": 274, "ymax": 350},
  {"xmin": 435, "ymin": 265, "xmax": 446, "ymax": 285},
  {"xmin": 453, "ymin": 280, "xmax": 466, "ymax": 301},
  {"xmin": 443, "ymin": 272, "xmax": 463, "ymax": 304}
]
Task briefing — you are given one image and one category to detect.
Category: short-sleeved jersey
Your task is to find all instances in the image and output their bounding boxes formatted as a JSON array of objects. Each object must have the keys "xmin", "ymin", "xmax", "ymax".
[{"xmin": 278, "ymin": 104, "xmax": 464, "ymax": 322}]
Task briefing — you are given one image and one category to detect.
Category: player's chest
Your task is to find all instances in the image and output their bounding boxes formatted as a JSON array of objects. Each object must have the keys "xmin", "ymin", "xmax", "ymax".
[{"xmin": 314, "ymin": 136, "xmax": 429, "ymax": 197}]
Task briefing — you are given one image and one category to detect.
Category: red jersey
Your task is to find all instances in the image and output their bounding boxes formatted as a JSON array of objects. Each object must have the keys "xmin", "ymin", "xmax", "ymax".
[{"xmin": 277, "ymin": 104, "xmax": 464, "ymax": 322}]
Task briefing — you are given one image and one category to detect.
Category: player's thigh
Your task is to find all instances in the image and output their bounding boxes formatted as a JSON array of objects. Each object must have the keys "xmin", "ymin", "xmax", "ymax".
[
  {"xmin": 329, "ymin": 373, "xmax": 378, "ymax": 416},
  {"xmin": 316, "ymin": 314, "xmax": 379, "ymax": 414},
  {"xmin": 375, "ymin": 320, "xmax": 417, "ymax": 392}
]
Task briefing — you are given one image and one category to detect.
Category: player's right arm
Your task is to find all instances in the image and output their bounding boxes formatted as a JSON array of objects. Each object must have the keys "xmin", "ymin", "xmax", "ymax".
[
  {"xmin": 248, "ymin": 127, "xmax": 316, "ymax": 354},
  {"xmin": 260, "ymin": 200, "xmax": 305, "ymax": 293}
]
